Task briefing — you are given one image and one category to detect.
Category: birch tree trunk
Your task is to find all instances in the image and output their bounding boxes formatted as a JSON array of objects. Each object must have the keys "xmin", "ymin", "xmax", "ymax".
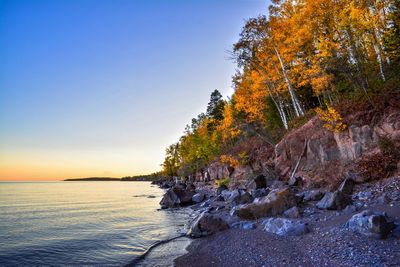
[{"xmin": 273, "ymin": 45, "xmax": 304, "ymax": 117}]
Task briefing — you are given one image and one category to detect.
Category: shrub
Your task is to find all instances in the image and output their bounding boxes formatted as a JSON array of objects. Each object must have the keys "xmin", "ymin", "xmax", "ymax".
[
  {"xmin": 238, "ymin": 151, "xmax": 250, "ymax": 165},
  {"xmin": 378, "ymin": 136, "xmax": 399, "ymax": 158},
  {"xmin": 215, "ymin": 177, "xmax": 230, "ymax": 188},
  {"xmin": 220, "ymin": 154, "xmax": 239, "ymax": 168},
  {"xmin": 356, "ymin": 137, "xmax": 399, "ymax": 181},
  {"xmin": 315, "ymin": 106, "xmax": 347, "ymax": 132},
  {"xmin": 356, "ymin": 152, "xmax": 398, "ymax": 181}
]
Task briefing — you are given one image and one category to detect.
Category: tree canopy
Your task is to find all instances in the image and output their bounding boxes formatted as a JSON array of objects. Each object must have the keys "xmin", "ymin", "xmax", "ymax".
[{"xmin": 162, "ymin": 0, "xmax": 400, "ymax": 178}]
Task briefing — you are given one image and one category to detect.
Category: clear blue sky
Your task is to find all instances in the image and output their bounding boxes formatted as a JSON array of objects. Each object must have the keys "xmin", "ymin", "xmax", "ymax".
[{"xmin": 0, "ymin": 0, "xmax": 268, "ymax": 180}]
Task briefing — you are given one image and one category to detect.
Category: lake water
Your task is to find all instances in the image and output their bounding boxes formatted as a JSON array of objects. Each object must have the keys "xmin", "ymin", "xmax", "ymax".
[{"xmin": 0, "ymin": 181, "xmax": 194, "ymax": 266}]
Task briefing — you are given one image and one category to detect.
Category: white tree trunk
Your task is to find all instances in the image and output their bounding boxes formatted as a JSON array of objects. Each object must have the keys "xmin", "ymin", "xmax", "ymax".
[
  {"xmin": 373, "ymin": 42, "xmax": 386, "ymax": 81},
  {"xmin": 273, "ymin": 45, "xmax": 304, "ymax": 117},
  {"xmin": 266, "ymin": 84, "xmax": 288, "ymax": 129}
]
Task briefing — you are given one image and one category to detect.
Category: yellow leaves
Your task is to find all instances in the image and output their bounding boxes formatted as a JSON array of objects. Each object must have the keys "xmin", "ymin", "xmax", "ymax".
[
  {"xmin": 311, "ymin": 74, "xmax": 333, "ymax": 95},
  {"xmin": 215, "ymin": 177, "xmax": 230, "ymax": 188},
  {"xmin": 220, "ymin": 155, "xmax": 239, "ymax": 168},
  {"xmin": 234, "ymin": 70, "xmax": 268, "ymax": 124},
  {"xmin": 216, "ymin": 104, "xmax": 241, "ymax": 142},
  {"xmin": 315, "ymin": 106, "xmax": 347, "ymax": 132}
]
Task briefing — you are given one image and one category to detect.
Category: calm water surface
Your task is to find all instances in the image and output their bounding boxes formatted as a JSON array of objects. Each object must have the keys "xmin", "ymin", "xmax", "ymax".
[{"xmin": 0, "ymin": 182, "xmax": 193, "ymax": 266}]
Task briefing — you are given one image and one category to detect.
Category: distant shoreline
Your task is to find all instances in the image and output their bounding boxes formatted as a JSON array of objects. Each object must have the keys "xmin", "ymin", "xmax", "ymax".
[
  {"xmin": 64, "ymin": 175, "xmax": 161, "ymax": 182},
  {"xmin": 64, "ymin": 177, "xmax": 121, "ymax": 181}
]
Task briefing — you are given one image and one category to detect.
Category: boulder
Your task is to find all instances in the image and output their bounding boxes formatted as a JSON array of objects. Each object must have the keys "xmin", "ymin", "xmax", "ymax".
[
  {"xmin": 172, "ymin": 186, "xmax": 195, "ymax": 205},
  {"xmin": 237, "ymin": 191, "xmax": 254, "ymax": 205},
  {"xmin": 316, "ymin": 191, "xmax": 352, "ymax": 210},
  {"xmin": 251, "ymin": 188, "xmax": 270, "ymax": 198},
  {"xmin": 288, "ymin": 176, "xmax": 304, "ymax": 187},
  {"xmin": 235, "ymin": 187, "xmax": 297, "ymax": 220},
  {"xmin": 160, "ymin": 188, "xmax": 180, "ymax": 209},
  {"xmin": 187, "ymin": 212, "xmax": 230, "ymax": 238},
  {"xmin": 346, "ymin": 210, "xmax": 395, "ymax": 239},
  {"xmin": 342, "ymin": 204, "xmax": 357, "ymax": 214},
  {"xmin": 186, "ymin": 183, "xmax": 196, "ymax": 191},
  {"xmin": 216, "ymin": 184, "xmax": 228, "ymax": 195},
  {"xmin": 221, "ymin": 189, "xmax": 232, "ymax": 201},
  {"xmin": 192, "ymin": 193, "xmax": 205, "ymax": 203},
  {"xmin": 229, "ymin": 190, "xmax": 253, "ymax": 205},
  {"xmin": 262, "ymin": 218, "xmax": 309, "ymax": 236},
  {"xmin": 283, "ymin": 206, "xmax": 301, "ymax": 219},
  {"xmin": 303, "ymin": 190, "xmax": 325, "ymax": 201},
  {"xmin": 338, "ymin": 178, "xmax": 355, "ymax": 195},
  {"xmin": 246, "ymin": 174, "xmax": 267, "ymax": 190},
  {"xmin": 160, "ymin": 181, "xmax": 173, "ymax": 189},
  {"xmin": 159, "ymin": 185, "xmax": 195, "ymax": 208}
]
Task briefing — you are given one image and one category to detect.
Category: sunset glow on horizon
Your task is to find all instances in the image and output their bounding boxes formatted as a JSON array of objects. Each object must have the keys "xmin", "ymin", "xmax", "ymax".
[{"xmin": 0, "ymin": 0, "xmax": 268, "ymax": 181}]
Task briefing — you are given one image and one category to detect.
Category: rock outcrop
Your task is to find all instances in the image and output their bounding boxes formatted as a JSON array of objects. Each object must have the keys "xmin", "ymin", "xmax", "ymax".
[{"xmin": 275, "ymin": 111, "xmax": 400, "ymax": 186}]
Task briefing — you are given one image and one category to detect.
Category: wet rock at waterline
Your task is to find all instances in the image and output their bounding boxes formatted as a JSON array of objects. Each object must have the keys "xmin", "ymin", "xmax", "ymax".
[
  {"xmin": 159, "ymin": 186, "xmax": 195, "ymax": 209},
  {"xmin": 160, "ymin": 188, "xmax": 181, "ymax": 209}
]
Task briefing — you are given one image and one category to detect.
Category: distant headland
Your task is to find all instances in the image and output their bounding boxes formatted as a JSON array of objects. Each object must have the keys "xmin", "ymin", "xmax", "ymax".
[{"xmin": 64, "ymin": 173, "xmax": 161, "ymax": 182}]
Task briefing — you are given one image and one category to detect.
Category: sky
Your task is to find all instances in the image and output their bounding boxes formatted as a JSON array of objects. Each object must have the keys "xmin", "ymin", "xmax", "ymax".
[{"xmin": 0, "ymin": 0, "xmax": 269, "ymax": 181}]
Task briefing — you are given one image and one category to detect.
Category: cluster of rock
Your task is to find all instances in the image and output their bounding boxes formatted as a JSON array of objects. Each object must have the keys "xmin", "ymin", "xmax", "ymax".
[
  {"xmin": 157, "ymin": 172, "xmax": 400, "ymax": 243},
  {"xmin": 159, "ymin": 182, "xmax": 197, "ymax": 209}
]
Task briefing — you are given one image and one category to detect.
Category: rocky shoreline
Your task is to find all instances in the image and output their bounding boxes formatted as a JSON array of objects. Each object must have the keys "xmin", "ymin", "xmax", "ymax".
[{"xmin": 152, "ymin": 175, "xmax": 400, "ymax": 266}]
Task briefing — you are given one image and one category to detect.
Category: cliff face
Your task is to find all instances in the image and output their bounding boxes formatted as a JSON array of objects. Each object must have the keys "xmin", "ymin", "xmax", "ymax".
[
  {"xmin": 190, "ymin": 110, "xmax": 400, "ymax": 188},
  {"xmin": 275, "ymin": 111, "xmax": 400, "ymax": 187}
]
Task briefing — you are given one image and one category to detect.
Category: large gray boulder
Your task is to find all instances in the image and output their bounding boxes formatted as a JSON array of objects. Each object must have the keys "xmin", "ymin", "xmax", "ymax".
[
  {"xmin": 187, "ymin": 212, "xmax": 229, "ymax": 238},
  {"xmin": 160, "ymin": 188, "xmax": 180, "ymax": 209},
  {"xmin": 262, "ymin": 218, "xmax": 309, "ymax": 236},
  {"xmin": 159, "ymin": 185, "xmax": 195, "ymax": 209},
  {"xmin": 192, "ymin": 193, "xmax": 205, "ymax": 203},
  {"xmin": 346, "ymin": 210, "xmax": 395, "ymax": 239},
  {"xmin": 174, "ymin": 186, "xmax": 196, "ymax": 205},
  {"xmin": 316, "ymin": 191, "xmax": 352, "ymax": 210},
  {"xmin": 235, "ymin": 187, "xmax": 297, "ymax": 220}
]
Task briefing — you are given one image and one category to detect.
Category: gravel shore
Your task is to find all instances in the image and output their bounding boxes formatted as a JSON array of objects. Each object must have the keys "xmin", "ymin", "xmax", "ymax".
[{"xmin": 175, "ymin": 204, "xmax": 400, "ymax": 267}]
